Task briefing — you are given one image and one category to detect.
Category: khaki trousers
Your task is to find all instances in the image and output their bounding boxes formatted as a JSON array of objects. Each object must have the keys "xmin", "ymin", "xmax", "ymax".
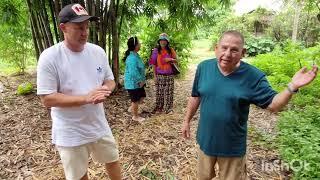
[{"xmin": 197, "ymin": 148, "xmax": 248, "ymax": 180}]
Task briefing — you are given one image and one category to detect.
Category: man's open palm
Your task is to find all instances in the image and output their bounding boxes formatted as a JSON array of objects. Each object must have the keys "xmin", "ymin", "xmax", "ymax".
[{"xmin": 291, "ymin": 66, "xmax": 318, "ymax": 89}]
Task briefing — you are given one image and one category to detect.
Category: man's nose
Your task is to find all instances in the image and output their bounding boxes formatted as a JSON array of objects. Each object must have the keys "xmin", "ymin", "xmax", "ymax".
[
  {"xmin": 225, "ymin": 49, "xmax": 231, "ymax": 57},
  {"xmin": 82, "ymin": 29, "xmax": 88, "ymax": 36}
]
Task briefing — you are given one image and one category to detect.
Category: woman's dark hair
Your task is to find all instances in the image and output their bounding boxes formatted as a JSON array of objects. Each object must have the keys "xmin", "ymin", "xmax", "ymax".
[
  {"xmin": 157, "ymin": 39, "xmax": 172, "ymax": 55},
  {"xmin": 122, "ymin": 36, "xmax": 138, "ymax": 62}
]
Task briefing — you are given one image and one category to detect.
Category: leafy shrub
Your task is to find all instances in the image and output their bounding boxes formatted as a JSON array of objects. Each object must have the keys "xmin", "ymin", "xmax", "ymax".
[
  {"xmin": 0, "ymin": 0, "xmax": 33, "ymax": 74},
  {"xmin": 280, "ymin": 40, "xmax": 305, "ymax": 54},
  {"xmin": 140, "ymin": 168, "xmax": 158, "ymax": 179},
  {"xmin": 16, "ymin": 82, "xmax": 34, "ymax": 95},
  {"xmin": 267, "ymin": 74, "xmax": 291, "ymax": 92},
  {"xmin": 245, "ymin": 36, "xmax": 275, "ymax": 56},
  {"xmin": 291, "ymin": 94, "xmax": 317, "ymax": 108},
  {"xmin": 251, "ymin": 43, "xmax": 320, "ymax": 179},
  {"xmin": 251, "ymin": 53, "xmax": 303, "ymax": 77},
  {"xmin": 277, "ymin": 106, "xmax": 320, "ymax": 179}
]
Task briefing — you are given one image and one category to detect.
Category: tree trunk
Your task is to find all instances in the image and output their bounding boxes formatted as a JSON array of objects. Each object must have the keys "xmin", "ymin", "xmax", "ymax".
[
  {"xmin": 26, "ymin": 0, "xmax": 41, "ymax": 59},
  {"xmin": 30, "ymin": 17, "xmax": 40, "ymax": 60},
  {"xmin": 54, "ymin": 0, "xmax": 64, "ymax": 40},
  {"xmin": 91, "ymin": 0, "xmax": 98, "ymax": 44},
  {"xmin": 62, "ymin": 0, "xmax": 72, "ymax": 7},
  {"xmin": 110, "ymin": 0, "xmax": 119, "ymax": 86},
  {"xmin": 40, "ymin": 0, "xmax": 54, "ymax": 47},
  {"xmin": 115, "ymin": 0, "xmax": 120, "ymax": 16},
  {"xmin": 95, "ymin": 0, "xmax": 101, "ymax": 45},
  {"xmin": 118, "ymin": 0, "xmax": 127, "ymax": 38},
  {"xmin": 101, "ymin": 1, "xmax": 110, "ymax": 50},
  {"xmin": 301, "ymin": 11, "xmax": 310, "ymax": 46},
  {"xmin": 98, "ymin": 0, "xmax": 105, "ymax": 48},
  {"xmin": 27, "ymin": 0, "xmax": 45, "ymax": 54},
  {"xmin": 79, "ymin": 0, "xmax": 85, "ymax": 6},
  {"xmin": 49, "ymin": 0, "xmax": 60, "ymax": 43},
  {"xmin": 38, "ymin": 14, "xmax": 50, "ymax": 49},
  {"xmin": 85, "ymin": 0, "xmax": 93, "ymax": 42},
  {"xmin": 292, "ymin": 2, "xmax": 301, "ymax": 42}
]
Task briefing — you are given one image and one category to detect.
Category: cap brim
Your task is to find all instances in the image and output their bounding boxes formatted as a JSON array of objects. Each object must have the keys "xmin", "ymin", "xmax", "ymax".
[
  {"xmin": 158, "ymin": 38, "xmax": 169, "ymax": 42},
  {"xmin": 69, "ymin": 16, "xmax": 99, "ymax": 23}
]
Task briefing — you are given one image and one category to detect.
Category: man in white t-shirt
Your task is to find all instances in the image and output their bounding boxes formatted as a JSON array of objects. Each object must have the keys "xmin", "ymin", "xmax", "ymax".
[{"xmin": 37, "ymin": 3, "xmax": 122, "ymax": 180}]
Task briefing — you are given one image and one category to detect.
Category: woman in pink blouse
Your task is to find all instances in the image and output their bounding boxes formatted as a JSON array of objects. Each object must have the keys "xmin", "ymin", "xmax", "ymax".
[{"xmin": 149, "ymin": 33, "xmax": 178, "ymax": 114}]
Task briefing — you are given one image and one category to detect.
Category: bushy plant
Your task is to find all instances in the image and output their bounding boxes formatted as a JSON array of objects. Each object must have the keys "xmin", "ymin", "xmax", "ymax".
[
  {"xmin": 0, "ymin": 0, "xmax": 33, "ymax": 74},
  {"xmin": 16, "ymin": 82, "xmax": 34, "ymax": 95},
  {"xmin": 252, "ymin": 43, "xmax": 320, "ymax": 179},
  {"xmin": 277, "ymin": 106, "xmax": 320, "ymax": 179},
  {"xmin": 245, "ymin": 36, "xmax": 275, "ymax": 56},
  {"xmin": 209, "ymin": 15, "xmax": 250, "ymax": 46},
  {"xmin": 251, "ymin": 53, "xmax": 303, "ymax": 77}
]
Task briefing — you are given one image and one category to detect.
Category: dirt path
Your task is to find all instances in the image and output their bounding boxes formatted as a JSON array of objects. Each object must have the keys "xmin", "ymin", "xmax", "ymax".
[{"xmin": 0, "ymin": 64, "xmax": 288, "ymax": 179}]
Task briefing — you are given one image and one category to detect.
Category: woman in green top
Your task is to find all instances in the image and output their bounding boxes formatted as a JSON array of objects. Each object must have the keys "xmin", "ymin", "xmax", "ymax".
[{"xmin": 123, "ymin": 37, "xmax": 146, "ymax": 122}]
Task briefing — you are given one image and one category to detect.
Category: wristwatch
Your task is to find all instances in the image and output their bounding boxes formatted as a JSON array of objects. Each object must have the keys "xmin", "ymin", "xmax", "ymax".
[{"xmin": 287, "ymin": 83, "xmax": 299, "ymax": 94}]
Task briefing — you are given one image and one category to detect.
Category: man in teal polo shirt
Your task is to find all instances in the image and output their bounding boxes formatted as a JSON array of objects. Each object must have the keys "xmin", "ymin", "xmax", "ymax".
[{"xmin": 181, "ymin": 30, "xmax": 318, "ymax": 180}]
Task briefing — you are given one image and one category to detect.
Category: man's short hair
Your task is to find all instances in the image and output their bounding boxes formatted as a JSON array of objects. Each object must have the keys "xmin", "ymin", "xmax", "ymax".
[{"xmin": 218, "ymin": 30, "xmax": 245, "ymax": 46}]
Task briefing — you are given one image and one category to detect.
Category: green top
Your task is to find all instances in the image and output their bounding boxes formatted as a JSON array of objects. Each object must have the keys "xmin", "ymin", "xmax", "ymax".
[
  {"xmin": 124, "ymin": 51, "xmax": 146, "ymax": 89},
  {"xmin": 192, "ymin": 59, "xmax": 277, "ymax": 156}
]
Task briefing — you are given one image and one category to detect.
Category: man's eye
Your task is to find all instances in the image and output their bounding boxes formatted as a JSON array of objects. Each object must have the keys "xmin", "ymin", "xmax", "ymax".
[{"xmin": 231, "ymin": 48, "xmax": 239, "ymax": 52}]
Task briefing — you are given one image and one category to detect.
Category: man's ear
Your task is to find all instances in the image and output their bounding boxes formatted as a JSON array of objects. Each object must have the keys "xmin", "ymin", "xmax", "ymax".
[
  {"xmin": 214, "ymin": 44, "xmax": 220, "ymax": 56},
  {"xmin": 241, "ymin": 48, "xmax": 247, "ymax": 58},
  {"xmin": 214, "ymin": 44, "xmax": 218, "ymax": 52},
  {"xmin": 59, "ymin": 23, "xmax": 66, "ymax": 32}
]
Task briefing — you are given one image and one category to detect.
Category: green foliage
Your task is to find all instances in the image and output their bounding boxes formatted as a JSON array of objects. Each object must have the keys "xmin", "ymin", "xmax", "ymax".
[
  {"xmin": 193, "ymin": 4, "xmax": 232, "ymax": 40},
  {"xmin": 209, "ymin": 15, "xmax": 250, "ymax": 46},
  {"xmin": 251, "ymin": 52, "xmax": 302, "ymax": 77},
  {"xmin": 252, "ymin": 43, "xmax": 320, "ymax": 178},
  {"xmin": 291, "ymin": 94, "xmax": 316, "ymax": 107},
  {"xmin": 16, "ymin": 82, "xmax": 34, "ymax": 95},
  {"xmin": 279, "ymin": 40, "xmax": 305, "ymax": 53},
  {"xmin": 265, "ymin": 2, "xmax": 320, "ymax": 47},
  {"xmin": 245, "ymin": 36, "xmax": 275, "ymax": 56},
  {"xmin": 0, "ymin": 0, "xmax": 33, "ymax": 74},
  {"xmin": 291, "ymin": 77, "xmax": 320, "ymax": 107},
  {"xmin": 140, "ymin": 168, "xmax": 158, "ymax": 179},
  {"xmin": 277, "ymin": 106, "xmax": 320, "ymax": 179},
  {"xmin": 164, "ymin": 171, "xmax": 175, "ymax": 180},
  {"xmin": 208, "ymin": 7, "xmax": 276, "ymax": 46},
  {"xmin": 139, "ymin": 168, "xmax": 176, "ymax": 179},
  {"xmin": 251, "ymin": 43, "xmax": 319, "ymax": 91},
  {"xmin": 118, "ymin": 1, "xmax": 228, "ymax": 79},
  {"xmin": 267, "ymin": 75, "xmax": 291, "ymax": 92},
  {"xmin": 0, "ymin": 58, "xmax": 17, "ymax": 75},
  {"xmin": 190, "ymin": 39, "xmax": 214, "ymax": 65},
  {"xmin": 203, "ymin": 3, "xmax": 320, "ymax": 50}
]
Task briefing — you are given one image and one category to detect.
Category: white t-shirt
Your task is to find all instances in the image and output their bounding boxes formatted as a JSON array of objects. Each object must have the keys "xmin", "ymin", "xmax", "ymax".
[{"xmin": 37, "ymin": 42, "xmax": 114, "ymax": 147}]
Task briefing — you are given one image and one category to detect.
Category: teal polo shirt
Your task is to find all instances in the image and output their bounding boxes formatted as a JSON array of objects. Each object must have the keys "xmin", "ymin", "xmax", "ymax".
[{"xmin": 192, "ymin": 59, "xmax": 277, "ymax": 157}]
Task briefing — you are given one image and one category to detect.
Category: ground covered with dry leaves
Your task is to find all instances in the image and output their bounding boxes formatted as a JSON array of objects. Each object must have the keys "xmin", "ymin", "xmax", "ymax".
[{"xmin": 0, "ymin": 65, "xmax": 291, "ymax": 180}]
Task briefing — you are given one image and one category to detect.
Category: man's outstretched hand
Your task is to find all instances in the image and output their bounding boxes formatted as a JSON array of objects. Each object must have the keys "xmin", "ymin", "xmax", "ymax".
[{"xmin": 290, "ymin": 65, "xmax": 318, "ymax": 90}]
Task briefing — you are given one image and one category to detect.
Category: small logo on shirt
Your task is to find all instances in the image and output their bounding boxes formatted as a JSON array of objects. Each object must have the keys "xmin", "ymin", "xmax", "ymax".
[{"xmin": 97, "ymin": 67, "xmax": 102, "ymax": 73}]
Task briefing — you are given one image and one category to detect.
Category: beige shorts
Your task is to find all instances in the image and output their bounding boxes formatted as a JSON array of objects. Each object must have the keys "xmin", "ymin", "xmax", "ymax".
[
  {"xmin": 56, "ymin": 135, "xmax": 119, "ymax": 180},
  {"xmin": 197, "ymin": 148, "xmax": 248, "ymax": 180}
]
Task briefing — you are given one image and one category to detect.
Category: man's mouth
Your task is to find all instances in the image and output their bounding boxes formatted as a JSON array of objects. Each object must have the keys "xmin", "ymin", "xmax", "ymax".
[{"xmin": 221, "ymin": 59, "xmax": 230, "ymax": 63}]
